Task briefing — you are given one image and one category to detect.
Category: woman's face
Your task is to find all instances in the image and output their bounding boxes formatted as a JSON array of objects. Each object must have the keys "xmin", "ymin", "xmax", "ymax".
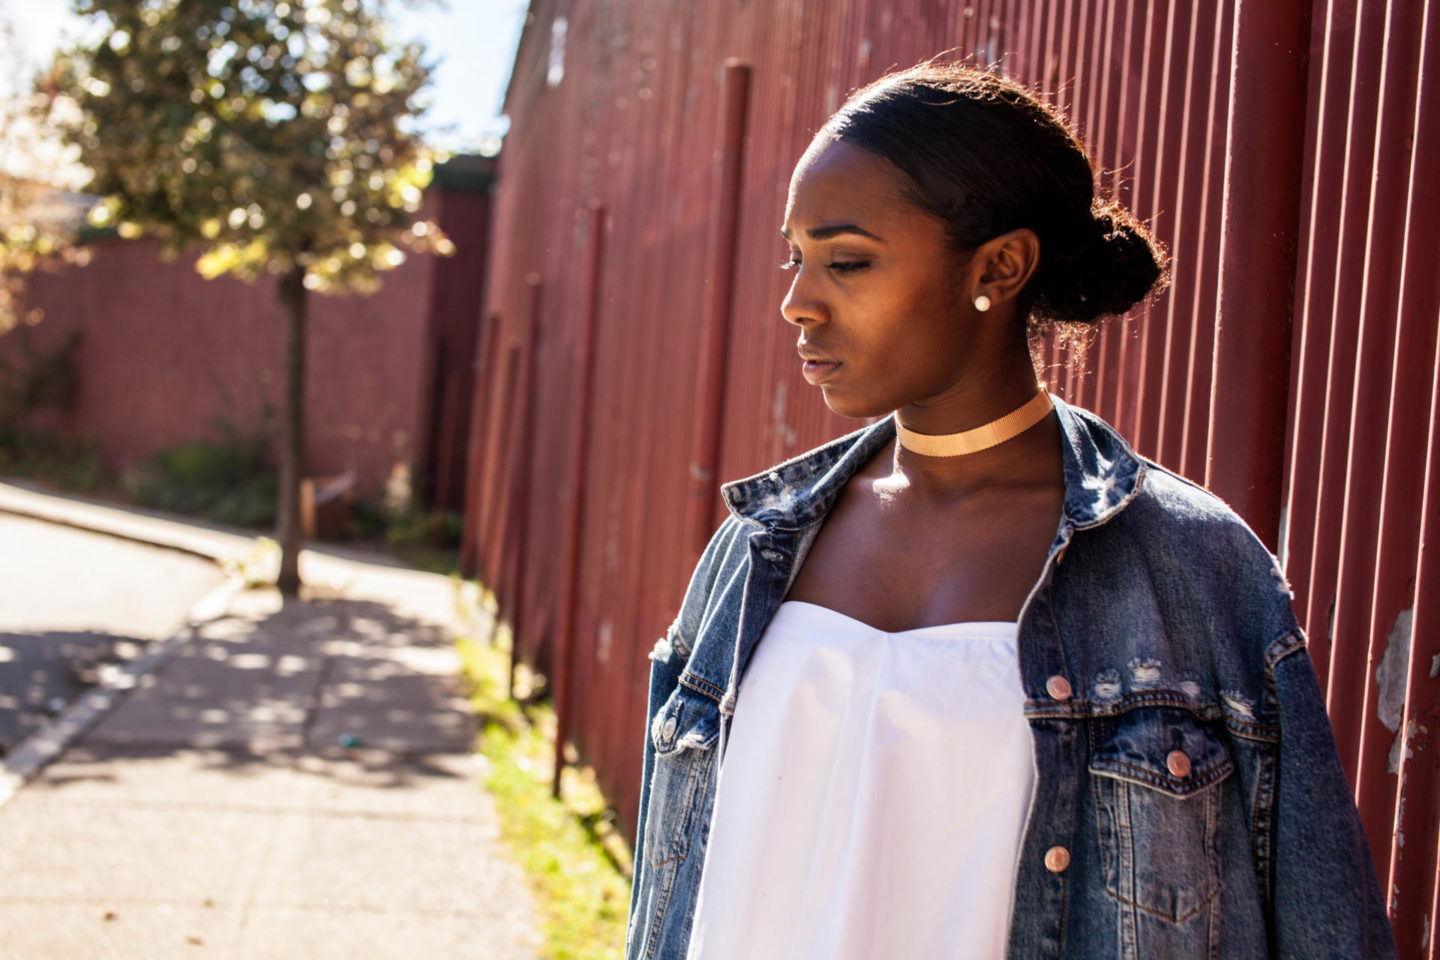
[{"xmin": 781, "ymin": 137, "xmax": 980, "ymax": 420}]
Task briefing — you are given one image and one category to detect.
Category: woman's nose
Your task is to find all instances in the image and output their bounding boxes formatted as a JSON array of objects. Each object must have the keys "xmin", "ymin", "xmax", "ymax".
[{"xmin": 780, "ymin": 275, "xmax": 827, "ymax": 328}]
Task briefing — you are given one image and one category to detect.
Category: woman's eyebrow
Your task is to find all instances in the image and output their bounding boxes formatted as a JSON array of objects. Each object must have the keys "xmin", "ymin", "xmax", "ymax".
[{"xmin": 779, "ymin": 223, "xmax": 885, "ymax": 242}]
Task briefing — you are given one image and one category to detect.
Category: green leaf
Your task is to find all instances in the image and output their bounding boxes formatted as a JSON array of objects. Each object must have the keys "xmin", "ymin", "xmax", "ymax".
[{"xmin": 35, "ymin": 0, "xmax": 452, "ymax": 295}]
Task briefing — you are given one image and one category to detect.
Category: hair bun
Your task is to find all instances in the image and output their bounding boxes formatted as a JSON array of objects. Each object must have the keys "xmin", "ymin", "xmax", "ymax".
[{"xmin": 1031, "ymin": 203, "xmax": 1169, "ymax": 325}]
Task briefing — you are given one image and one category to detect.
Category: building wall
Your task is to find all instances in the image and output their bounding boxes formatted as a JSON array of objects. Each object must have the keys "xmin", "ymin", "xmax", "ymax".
[
  {"xmin": 421, "ymin": 179, "xmax": 495, "ymax": 511},
  {"xmin": 471, "ymin": 0, "xmax": 1438, "ymax": 948},
  {"xmin": 9, "ymin": 180, "xmax": 491, "ymax": 506}
]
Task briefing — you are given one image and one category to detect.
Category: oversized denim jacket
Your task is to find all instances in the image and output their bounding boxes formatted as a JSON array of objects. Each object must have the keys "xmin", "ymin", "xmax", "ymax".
[{"xmin": 625, "ymin": 396, "xmax": 1397, "ymax": 960}]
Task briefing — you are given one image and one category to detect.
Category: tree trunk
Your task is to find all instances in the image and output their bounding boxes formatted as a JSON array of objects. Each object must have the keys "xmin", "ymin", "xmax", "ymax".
[{"xmin": 276, "ymin": 265, "xmax": 307, "ymax": 597}]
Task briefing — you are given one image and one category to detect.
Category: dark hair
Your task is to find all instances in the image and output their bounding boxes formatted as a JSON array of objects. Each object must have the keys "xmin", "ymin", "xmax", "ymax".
[{"xmin": 822, "ymin": 63, "xmax": 1168, "ymax": 333}]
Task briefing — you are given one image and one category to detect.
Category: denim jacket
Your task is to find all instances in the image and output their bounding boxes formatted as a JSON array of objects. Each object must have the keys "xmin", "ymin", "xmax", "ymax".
[{"xmin": 624, "ymin": 396, "xmax": 1396, "ymax": 960}]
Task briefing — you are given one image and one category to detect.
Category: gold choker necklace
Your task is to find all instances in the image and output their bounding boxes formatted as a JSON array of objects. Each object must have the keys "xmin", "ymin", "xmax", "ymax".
[{"xmin": 895, "ymin": 386, "xmax": 1053, "ymax": 457}]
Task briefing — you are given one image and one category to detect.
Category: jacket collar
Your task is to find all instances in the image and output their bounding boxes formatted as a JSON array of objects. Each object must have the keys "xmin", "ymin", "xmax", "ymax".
[{"xmin": 720, "ymin": 395, "xmax": 1145, "ymax": 532}]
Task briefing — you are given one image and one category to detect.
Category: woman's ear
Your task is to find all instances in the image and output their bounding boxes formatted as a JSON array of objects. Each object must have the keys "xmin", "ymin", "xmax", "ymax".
[{"xmin": 971, "ymin": 228, "xmax": 1041, "ymax": 308}]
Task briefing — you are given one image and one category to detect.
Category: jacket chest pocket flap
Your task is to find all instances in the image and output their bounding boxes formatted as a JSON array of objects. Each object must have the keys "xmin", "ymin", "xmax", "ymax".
[
  {"xmin": 1089, "ymin": 707, "xmax": 1234, "ymax": 924},
  {"xmin": 645, "ymin": 684, "xmax": 721, "ymax": 869}
]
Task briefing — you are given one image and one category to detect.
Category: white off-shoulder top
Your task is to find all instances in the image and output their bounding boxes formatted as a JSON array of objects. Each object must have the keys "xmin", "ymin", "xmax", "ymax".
[{"xmin": 685, "ymin": 600, "xmax": 1035, "ymax": 960}]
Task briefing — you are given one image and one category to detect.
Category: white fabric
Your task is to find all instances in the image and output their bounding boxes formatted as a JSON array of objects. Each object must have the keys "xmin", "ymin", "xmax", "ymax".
[{"xmin": 686, "ymin": 600, "xmax": 1035, "ymax": 960}]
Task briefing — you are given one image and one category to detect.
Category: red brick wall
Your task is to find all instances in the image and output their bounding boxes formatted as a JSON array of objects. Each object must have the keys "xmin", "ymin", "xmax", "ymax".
[{"xmin": 10, "ymin": 225, "xmax": 441, "ymax": 502}]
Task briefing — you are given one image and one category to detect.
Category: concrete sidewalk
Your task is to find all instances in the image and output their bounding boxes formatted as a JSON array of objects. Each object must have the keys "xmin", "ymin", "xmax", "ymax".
[{"xmin": 0, "ymin": 486, "xmax": 542, "ymax": 959}]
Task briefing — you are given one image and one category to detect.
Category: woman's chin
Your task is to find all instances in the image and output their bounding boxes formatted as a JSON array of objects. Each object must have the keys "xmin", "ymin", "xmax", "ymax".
[{"xmin": 818, "ymin": 387, "xmax": 891, "ymax": 421}]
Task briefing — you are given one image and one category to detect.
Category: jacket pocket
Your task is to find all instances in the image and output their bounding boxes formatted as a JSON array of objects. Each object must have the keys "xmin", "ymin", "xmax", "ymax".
[
  {"xmin": 643, "ymin": 683, "xmax": 721, "ymax": 869},
  {"xmin": 1089, "ymin": 706, "xmax": 1234, "ymax": 924},
  {"xmin": 650, "ymin": 680, "xmax": 721, "ymax": 756}
]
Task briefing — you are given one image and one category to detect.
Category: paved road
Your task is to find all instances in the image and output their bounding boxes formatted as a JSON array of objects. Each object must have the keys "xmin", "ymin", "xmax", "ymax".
[{"xmin": 0, "ymin": 513, "xmax": 227, "ymax": 753}]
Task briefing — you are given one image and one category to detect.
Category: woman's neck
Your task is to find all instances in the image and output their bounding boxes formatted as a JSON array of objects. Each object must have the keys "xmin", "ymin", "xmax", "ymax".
[{"xmin": 884, "ymin": 354, "xmax": 1062, "ymax": 503}]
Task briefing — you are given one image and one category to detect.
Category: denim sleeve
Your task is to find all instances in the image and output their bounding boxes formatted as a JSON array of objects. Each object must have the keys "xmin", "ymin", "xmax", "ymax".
[
  {"xmin": 625, "ymin": 516, "xmax": 745, "ymax": 947},
  {"xmin": 1270, "ymin": 644, "xmax": 1397, "ymax": 959},
  {"xmin": 625, "ymin": 617, "xmax": 686, "ymax": 940}
]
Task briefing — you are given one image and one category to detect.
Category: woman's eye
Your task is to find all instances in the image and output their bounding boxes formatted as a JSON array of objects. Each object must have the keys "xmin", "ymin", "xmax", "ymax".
[{"xmin": 776, "ymin": 258, "xmax": 870, "ymax": 274}]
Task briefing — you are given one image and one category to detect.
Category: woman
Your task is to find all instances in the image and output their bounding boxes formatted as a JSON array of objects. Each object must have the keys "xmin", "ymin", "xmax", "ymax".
[{"xmin": 625, "ymin": 63, "xmax": 1395, "ymax": 960}]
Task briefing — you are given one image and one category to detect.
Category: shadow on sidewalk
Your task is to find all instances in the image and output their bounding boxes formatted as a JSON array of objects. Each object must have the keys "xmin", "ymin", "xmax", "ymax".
[
  {"xmin": 1, "ymin": 629, "xmax": 150, "ymax": 754},
  {"xmin": 16, "ymin": 592, "xmax": 480, "ymax": 793}
]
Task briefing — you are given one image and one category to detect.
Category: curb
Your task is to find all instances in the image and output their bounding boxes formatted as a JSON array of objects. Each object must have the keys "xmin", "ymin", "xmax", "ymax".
[
  {"xmin": 0, "ymin": 486, "xmax": 249, "ymax": 566},
  {"xmin": 0, "ymin": 506, "xmax": 226, "ymax": 564},
  {"xmin": 0, "ymin": 558, "xmax": 248, "ymax": 808}
]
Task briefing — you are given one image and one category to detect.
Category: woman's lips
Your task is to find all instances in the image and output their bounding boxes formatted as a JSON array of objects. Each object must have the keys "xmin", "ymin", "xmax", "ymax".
[{"xmin": 801, "ymin": 358, "xmax": 841, "ymax": 384}]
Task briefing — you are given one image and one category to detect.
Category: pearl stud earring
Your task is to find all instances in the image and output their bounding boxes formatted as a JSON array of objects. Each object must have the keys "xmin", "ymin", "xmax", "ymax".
[{"xmin": 974, "ymin": 294, "xmax": 992, "ymax": 312}]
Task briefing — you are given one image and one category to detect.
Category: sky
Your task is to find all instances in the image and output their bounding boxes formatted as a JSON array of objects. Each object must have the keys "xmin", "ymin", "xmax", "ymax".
[
  {"xmin": 386, "ymin": 0, "xmax": 530, "ymax": 151},
  {"xmin": 0, "ymin": 0, "xmax": 530, "ymax": 164}
]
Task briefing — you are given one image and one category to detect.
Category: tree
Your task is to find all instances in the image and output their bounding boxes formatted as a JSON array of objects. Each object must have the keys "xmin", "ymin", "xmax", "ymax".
[
  {"xmin": 0, "ymin": 172, "xmax": 91, "ymax": 336},
  {"xmin": 38, "ymin": 0, "xmax": 452, "ymax": 596},
  {"xmin": 1, "ymin": 17, "xmax": 90, "ymax": 335}
]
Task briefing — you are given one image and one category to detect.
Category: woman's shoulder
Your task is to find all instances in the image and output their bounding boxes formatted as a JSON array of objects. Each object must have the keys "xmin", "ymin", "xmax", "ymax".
[
  {"xmin": 1123, "ymin": 456, "xmax": 1300, "ymax": 638},
  {"xmin": 1059, "ymin": 414, "xmax": 1305, "ymax": 680},
  {"xmin": 1061, "ymin": 400, "xmax": 1278, "ymax": 557},
  {"xmin": 719, "ymin": 417, "xmax": 889, "ymax": 524},
  {"xmin": 1129, "ymin": 456, "xmax": 1278, "ymax": 560},
  {"xmin": 1061, "ymin": 401, "xmax": 1296, "ymax": 619},
  {"xmin": 1133, "ymin": 457, "xmax": 1260, "ymax": 531}
]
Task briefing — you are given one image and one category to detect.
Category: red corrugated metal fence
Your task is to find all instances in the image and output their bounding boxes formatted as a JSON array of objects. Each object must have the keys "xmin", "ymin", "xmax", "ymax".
[{"xmin": 468, "ymin": 1, "xmax": 1438, "ymax": 949}]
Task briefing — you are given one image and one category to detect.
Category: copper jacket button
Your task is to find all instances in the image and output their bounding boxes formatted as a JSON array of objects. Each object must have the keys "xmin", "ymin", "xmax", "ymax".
[
  {"xmin": 1044, "ymin": 845, "xmax": 1071, "ymax": 873},
  {"xmin": 1045, "ymin": 675, "xmax": 1073, "ymax": 701},
  {"xmin": 1167, "ymin": 749, "xmax": 1192, "ymax": 778}
]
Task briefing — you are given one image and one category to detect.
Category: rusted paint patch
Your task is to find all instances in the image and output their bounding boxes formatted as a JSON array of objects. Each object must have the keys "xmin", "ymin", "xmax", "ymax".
[
  {"xmin": 597, "ymin": 619, "xmax": 613, "ymax": 664},
  {"xmin": 1376, "ymin": 607, "xmax": 1414, "ymax": 733},
  {"xmin": 1388, "ymin": 719, "xmax": 1431, "ymax": 775}
]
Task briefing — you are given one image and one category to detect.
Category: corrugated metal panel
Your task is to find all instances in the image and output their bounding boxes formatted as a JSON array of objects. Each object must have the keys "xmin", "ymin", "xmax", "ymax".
[
  {"xmin": 1283, "ymin": 2, "xmax": 1439, "ymax": 952},
  {"xmin": 468, "ymin": 0, "xmax": 1438, "ymax": 946}
]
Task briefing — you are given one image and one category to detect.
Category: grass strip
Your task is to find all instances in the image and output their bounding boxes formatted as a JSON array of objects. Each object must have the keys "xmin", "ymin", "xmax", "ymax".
[{"xmin": 456, "ymin": 626, "xmax": 632, "ymax": 960}]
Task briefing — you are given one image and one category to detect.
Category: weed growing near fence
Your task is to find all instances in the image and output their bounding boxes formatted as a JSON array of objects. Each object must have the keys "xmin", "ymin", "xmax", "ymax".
[
  {"xmin": 456, "ymin": 621, "xmax": 631, "ymax": 960},
  {"xmin": 127, "ymin": 438, "xmax": 277, "ymax": 528},
  {"xmin": 0, "ymin": 428, "xmax": 109, "ymax": 492}
]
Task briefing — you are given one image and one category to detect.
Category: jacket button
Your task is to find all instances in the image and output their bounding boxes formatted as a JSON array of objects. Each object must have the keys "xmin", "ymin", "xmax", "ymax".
[
  {"xmin": 1044, "ymin": 845, "xmax": 1070, "ymax": 872},
  {"xmin": 1045, "ymin": 675, "xmax": 1073, "ymax": 701},
  {"xmin": 661, "ymin": 716, "xmax": 678, "ymax": 739},
  {"xmin": 1167, "ymin": 750, "xmax": 1192, "ymax": 778}
]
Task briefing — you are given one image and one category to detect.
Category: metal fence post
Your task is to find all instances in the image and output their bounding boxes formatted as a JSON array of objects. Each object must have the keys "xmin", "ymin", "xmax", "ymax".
[
  {"xmin": 1206, "ymin": 0, "xmax": 1313, "ymax": 548},
  {"xmin": 553, "ymin": 201, "xmax": 607, "ymax": 797},
  {"xmin": 505, "ymin": 275, "xmax": 544, "ymax": 699},
  {"xmin": 684, "ymin": 60, "xmax": 752, "ymax": 563},
  {"xmin": 461, "ymin": 312, "xmax": 500, "ymax": 579}
]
